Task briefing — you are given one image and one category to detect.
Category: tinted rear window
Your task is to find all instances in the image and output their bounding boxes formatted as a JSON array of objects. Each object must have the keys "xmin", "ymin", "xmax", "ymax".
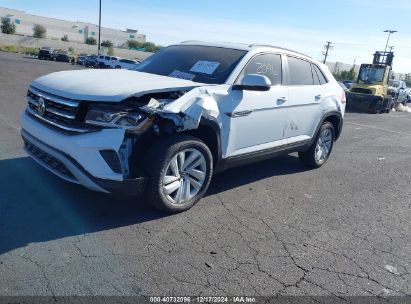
[{"xmin": 312, "ymin": 64, "xmax": 328, "ymax": 85}]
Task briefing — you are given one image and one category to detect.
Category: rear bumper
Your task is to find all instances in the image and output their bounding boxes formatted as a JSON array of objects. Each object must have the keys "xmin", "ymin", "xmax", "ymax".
[{"xmin": 21, "ymin": 112, "xmax": 146, "ymax": 195}]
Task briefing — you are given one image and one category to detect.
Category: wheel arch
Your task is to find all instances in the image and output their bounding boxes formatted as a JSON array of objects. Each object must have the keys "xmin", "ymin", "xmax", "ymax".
[
  {"xmin": 185, "ymin": 118, "xmax": 222, "ymax": 170},
  {"xmin": 318, "ymin": 111, "xmax": 343, "ymax": 141}
]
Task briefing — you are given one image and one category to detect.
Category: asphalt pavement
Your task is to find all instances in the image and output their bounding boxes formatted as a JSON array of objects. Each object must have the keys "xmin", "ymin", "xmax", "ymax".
[{"xmin": 0, "ymin": 52, "xmax": 410, "ymax": 298}]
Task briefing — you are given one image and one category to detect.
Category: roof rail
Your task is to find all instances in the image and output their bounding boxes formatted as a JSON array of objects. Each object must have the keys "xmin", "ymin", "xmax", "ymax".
[
  {"xmin": 249, "ymin": 44, "xmax": 312, "ymax": 58},
  {"xmin": 180, "ymin": 40, "xmax": 204, "ymax": 44}
]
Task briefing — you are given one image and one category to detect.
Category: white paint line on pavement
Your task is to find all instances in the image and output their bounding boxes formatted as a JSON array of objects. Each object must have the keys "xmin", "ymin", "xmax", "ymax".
[
  {"xmin": 345, "ymin": 122, "xmax": 406, "ymax": 135},
  {"xmin": 0, "ymin": 112, "xmax": 19, "ymax": 133}
]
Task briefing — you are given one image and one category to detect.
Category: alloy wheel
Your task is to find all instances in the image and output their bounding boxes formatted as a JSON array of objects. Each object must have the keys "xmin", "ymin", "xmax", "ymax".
[
  {"xmin": 315, "ymin": 128, "xmax": 333, "ymax": 163},
  {"xmin": 162, "ymin": 148, "xmax": 207, "ymax": 205}
]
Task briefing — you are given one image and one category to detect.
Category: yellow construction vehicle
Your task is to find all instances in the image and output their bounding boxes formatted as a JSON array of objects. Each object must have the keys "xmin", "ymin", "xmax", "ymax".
[{"xmin": 347, "ymin": 52, "xmax": 395, "ymax": 113}]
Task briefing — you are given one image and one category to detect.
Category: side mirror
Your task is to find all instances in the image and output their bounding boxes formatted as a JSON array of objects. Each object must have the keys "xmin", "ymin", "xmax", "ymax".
[{"xmin": 233, "ymin": 74, "xmax": 271, "ymax": 91}]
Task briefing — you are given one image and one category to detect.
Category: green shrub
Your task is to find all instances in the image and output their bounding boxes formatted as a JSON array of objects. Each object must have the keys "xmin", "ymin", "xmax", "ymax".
[
  {"xmin": 101, "ymin": 40, "xmax": 113, "ymax": 48},
  {"xmin": 1, "ymin": 17, "xmax": 16, "ymax": 34},
  {"xmin": 23, "ymin": 47, "xmax": 38, "ymax": 56},
  {"xmin": 0, "ymin": 45, "xmax": 17, "ymax": 53},
  {"xmin": 33, "ymin": 24, "xmax": 46, "ymax": 38},
  {"xmin": 107, "ymin": 46, "xmax": 114, "ymax": 56},
  {"xmin": 86, "ymin": 37, "xmax": 97, "ymax": 45}
]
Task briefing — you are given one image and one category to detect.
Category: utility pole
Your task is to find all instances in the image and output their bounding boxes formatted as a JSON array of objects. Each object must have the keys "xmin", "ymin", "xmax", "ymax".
[
  {"xmin": 98, "ymin": 0, "xmax": 102, "ymax": 55},
  {"xmin": 383, "ymin": 30, "xmax": 397, "ymax": 53},
  {"xmin": 322, "ymin": 41, "xmax": 333, "ymax": 64}
]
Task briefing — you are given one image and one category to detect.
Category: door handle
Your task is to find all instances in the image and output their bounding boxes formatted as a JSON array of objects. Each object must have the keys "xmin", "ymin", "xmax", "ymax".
[
  {"xmin": 277, "ymin": 97, "xmax": 287, "ymax": 104},
  {"xmin": 315, "ymin": 94, "xmax": 322, "ymax": 101}
]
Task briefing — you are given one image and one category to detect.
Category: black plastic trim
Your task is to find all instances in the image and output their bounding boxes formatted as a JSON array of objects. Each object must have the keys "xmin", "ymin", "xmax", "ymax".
[{"xmin": 217, "ymin": 139, "xmax": 312, "ymax": 172}]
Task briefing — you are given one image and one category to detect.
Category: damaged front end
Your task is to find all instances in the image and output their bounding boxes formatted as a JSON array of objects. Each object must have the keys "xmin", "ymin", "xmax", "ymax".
[{"xmin": 88, "ymin": 87, "xmax": 221, "ymax": 195}]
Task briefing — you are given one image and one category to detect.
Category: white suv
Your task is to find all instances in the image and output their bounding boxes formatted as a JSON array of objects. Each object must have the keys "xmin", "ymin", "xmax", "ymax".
[
  {"xmin": 21, "ymin": 42, "xmax": 346, "ymax": 213},
  {"xmin": 96, "ymin": 55, "xmax": 121, "ymax": 68}
]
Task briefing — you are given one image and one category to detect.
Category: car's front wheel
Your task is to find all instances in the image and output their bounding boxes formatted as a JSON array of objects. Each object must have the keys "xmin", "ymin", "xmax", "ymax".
[
  {"xmin": 299, "ymin": 122, "xmax": 335, "ymax": 168},
  {"xmin": 144, "ymin": 135, "xmax": 213, "ymax": 213}
]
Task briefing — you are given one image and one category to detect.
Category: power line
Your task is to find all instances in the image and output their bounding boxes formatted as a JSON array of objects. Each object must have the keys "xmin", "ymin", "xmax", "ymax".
[
  {"xmin": 98, "ymin": 0, "xmax": 102, "ymax": 55},
  {"xmin": 322, "ymin": 41, "xmax": 333, "ymax": 64}
]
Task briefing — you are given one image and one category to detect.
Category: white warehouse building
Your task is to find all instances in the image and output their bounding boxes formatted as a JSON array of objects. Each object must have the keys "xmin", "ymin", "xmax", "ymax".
[{"xmin": 0, "ymin": 7, "xmax": 146, "ymax": 47}]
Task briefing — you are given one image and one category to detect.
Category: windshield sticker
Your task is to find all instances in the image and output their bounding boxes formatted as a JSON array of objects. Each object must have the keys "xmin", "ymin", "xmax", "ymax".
[
  {"xmin": 190, "ymin": 61, "xmax": 220, "ymax": 75},
  {"xmin": 169, "ymin": 70, "xmax": 196, "ymax": 81}
]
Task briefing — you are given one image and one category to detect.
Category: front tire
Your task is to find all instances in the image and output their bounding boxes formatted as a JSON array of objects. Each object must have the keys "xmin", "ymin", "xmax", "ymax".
[
  {"xmin": 299, "ymin": 122, "xmax": 335, "ymax": 168},
  {"xmin": 144, "ymin": 135, "xmax": 213, "ymax": 213},
  {"xmin": 373, "ymin": 100, "xmax": 382, "ymax": 114}
]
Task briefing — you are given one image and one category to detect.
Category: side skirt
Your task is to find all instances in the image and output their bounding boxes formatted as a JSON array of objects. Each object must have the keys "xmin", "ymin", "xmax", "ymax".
[{"xmin": 214, "ymin": 139, "xmax": 312, "ymax": 173}]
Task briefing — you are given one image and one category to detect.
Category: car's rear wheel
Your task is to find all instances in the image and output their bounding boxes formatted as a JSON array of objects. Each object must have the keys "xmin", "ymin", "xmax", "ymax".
[
  {"xmin": 299, "ymin": 122, "xmax": 335, "ymax": 168},
  {"xmin": 115, "ymin": 65, "xmax": 121, "ymax": 69},
  {"xmin": 144, "ymin": 135, "xmax": 213, "ymax": 213}
]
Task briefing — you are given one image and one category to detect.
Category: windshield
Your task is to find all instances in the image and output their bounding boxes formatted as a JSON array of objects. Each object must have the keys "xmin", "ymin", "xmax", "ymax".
[
  {"xmin": 358, "ymin": 66, "xmax": 385, "ymax": 83},
  {"xmin": 389, "ymin": 80, "xmax": 400, "ymax": 87},
  {"xmin": 135, "ymin": 45, "xmax": 247, "ymax": 84}
]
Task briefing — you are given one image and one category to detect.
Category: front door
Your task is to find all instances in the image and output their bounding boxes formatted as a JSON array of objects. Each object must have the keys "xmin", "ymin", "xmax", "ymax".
[{"xmin": 223, "ymin": 53, "xmax": 289, "ymax": 158}]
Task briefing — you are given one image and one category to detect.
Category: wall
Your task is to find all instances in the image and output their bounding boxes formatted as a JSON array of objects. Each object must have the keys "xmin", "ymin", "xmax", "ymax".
[
  {"xmin": 0, "ymin": 7, "xmax": 146, "ymax": 46},
  {"xmin": 0, "ymin": 33, "xmax": 152, "ymax": 60}
]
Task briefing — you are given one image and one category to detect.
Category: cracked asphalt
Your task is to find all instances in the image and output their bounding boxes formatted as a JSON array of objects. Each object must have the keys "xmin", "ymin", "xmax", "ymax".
[{"xmin": 0, "ymin": 52, "xmax": 410, "ymax": 298}]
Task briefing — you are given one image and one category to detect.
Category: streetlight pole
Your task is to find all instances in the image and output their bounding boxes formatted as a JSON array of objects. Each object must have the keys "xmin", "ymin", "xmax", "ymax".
[
  {"xmin": 383, "ymin": 30, "xmax": 397, "ymax": 53},
  {"xmin": 98, "ymin": 0, "xmax": 102, "ymax": 55}
]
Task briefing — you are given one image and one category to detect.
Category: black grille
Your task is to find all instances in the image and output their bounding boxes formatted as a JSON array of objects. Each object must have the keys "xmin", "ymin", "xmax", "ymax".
[
  {"xmin": 351, "ymin": 88, "xmax": 373, "ymax": 94},
  {"xmin": 23, "ymin": 138, "xmax": 75, "ymax": 180}
]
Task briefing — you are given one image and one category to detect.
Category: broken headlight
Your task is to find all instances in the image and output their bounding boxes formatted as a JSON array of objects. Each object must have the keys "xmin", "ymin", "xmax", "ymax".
[{"xmin": 85, "ymin": 106, "xmax": 153, "ymax": 133}]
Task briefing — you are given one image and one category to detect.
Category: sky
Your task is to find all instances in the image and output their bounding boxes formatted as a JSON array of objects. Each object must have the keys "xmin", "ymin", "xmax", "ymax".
[{"xmin": 1, "ymin": 0, "xmax": 411, "ymax": 73}]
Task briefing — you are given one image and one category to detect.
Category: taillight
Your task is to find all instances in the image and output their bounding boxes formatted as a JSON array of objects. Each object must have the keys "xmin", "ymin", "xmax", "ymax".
[{"xmin": 341, "ymin": 90, "xmax": 346, "ymax": 104}]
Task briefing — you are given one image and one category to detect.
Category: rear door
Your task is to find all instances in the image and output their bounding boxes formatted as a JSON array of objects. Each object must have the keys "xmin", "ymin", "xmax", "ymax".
[{"xmin": 284, "ymin": 56, "xmax": 325, "ymax": 141}]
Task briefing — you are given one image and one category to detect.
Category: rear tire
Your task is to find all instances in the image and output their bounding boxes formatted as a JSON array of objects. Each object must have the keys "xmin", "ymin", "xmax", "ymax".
[
  {"xmin": 115, "ymin": 65, "xmax": 121, "ymax": 69},
  {"xmin": 299, "ymin": 122, "xmax": 335, "ymax": 168},
  {"xmin": 143, "ymin": 135, "xmax": 213, "ymax": 213}
]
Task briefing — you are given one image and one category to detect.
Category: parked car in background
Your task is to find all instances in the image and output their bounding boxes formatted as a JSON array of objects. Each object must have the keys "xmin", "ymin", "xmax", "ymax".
[
  {"xmin": 21, "ymin": 42, "xmax": 345, "ymax": 213},
  {"xmin": 54, "ymin": 51, "xmax": 71, "ymax": 62},
  {"xmin": 38, "ymin": 47, "xmax": 55, "ymax": 60},
  {"xmin": 114, "ymin": 59, "xmax": 140, "ymax": 70},
  {"xmin": 388, "ymin": 79, "xmax": 408, "ymax": 106},
  {"xmin": 76, "ymin": 56, "xmax": 87, "ymax": 66},
  {"xmin": 84, "ymin": 55, "xmax": 98, "ymax": 68},
  {"xmin": 96, "ymin": 55, "xmax": 121, "ymax": 68},
  {"xmin": 406, "ymin": 88, "xmax": 411, "ymax": 103}
]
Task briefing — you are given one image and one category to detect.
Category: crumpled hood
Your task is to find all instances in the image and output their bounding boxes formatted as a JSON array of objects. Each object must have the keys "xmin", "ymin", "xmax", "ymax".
[{"xmin": 31, "ymin": 69, "xmax": 202, "ymax": 102}]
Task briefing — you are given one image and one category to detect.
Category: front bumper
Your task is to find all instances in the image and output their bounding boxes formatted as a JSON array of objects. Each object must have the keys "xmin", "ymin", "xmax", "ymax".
[{"xmin": 21, "ymin": 112, "xmax": 146, "ymax": 195}]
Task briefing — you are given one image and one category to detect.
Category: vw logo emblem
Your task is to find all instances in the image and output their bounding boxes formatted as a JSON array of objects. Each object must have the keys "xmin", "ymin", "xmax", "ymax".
[{"xmin": 37, "ymin": 97, "xmax": 46, "ymax": 116}]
